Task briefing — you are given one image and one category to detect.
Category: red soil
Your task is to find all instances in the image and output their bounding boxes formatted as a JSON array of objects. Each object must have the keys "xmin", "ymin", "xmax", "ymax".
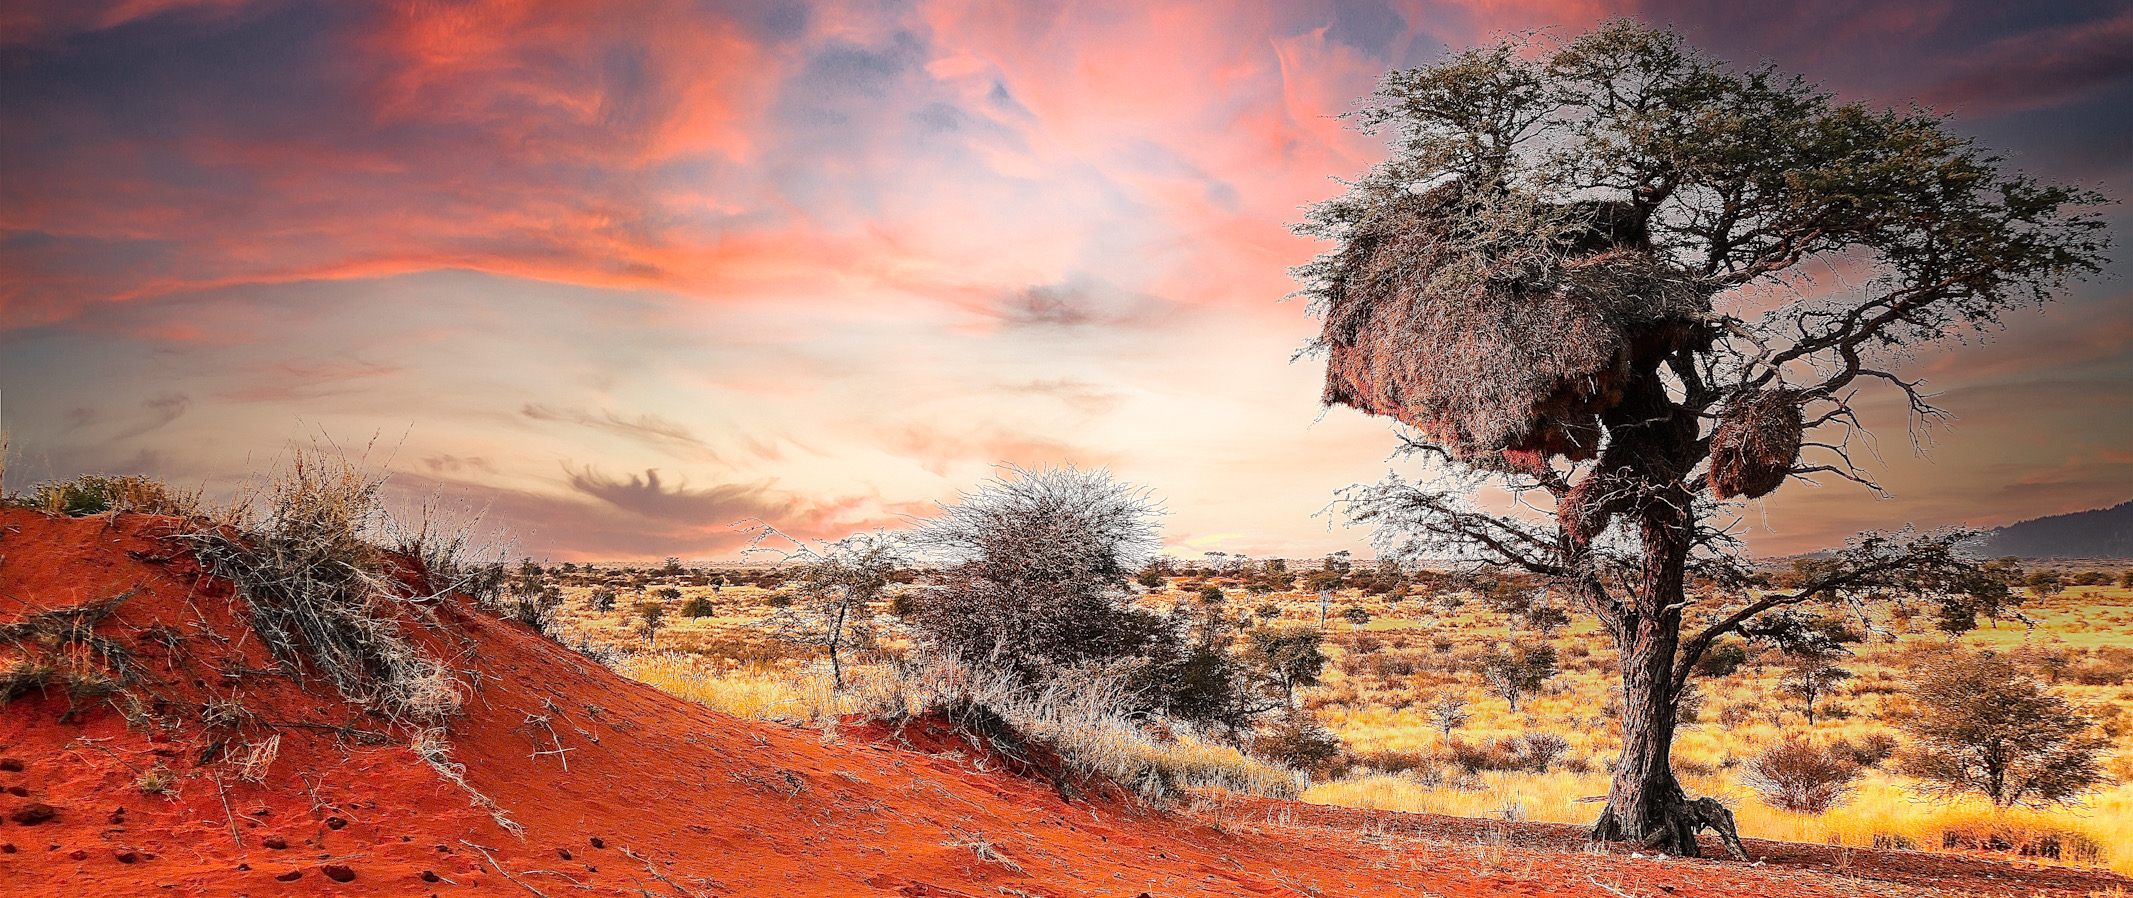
[{"xmin": 2, "ymin": 508, "xmax": 2127, "ymax": 897}]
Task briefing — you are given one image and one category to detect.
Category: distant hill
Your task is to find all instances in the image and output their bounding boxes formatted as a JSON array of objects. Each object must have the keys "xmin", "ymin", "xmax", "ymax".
[{"xmin": 1975, "ymin": 500, "xmax": 2133, "ymax": 559}]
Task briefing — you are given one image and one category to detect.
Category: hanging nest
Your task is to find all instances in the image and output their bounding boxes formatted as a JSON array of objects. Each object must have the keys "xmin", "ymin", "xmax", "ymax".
[
  {"xmin": 1317, "ymin": 181, "xmax": 1708, "ymax": 472},
  {"xmin": 1708, "ymin": 389, "xmax": 1804, "ymax": 499}
]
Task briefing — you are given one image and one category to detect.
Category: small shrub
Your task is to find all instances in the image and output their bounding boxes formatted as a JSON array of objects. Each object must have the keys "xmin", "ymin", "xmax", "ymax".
[
  {"xmin": 28, "ymin": 474, "xmax": 198, "ymax": 517},
  {"xmin": 1695, "ymin": 641, "xmax": 1749, "ymax": 677},
  {"xmin": 1871, "ymin": 832, "xmax": 1917, "ymax": 851},
  {"xmin": 679, "ymin": 596, "xmax": 716, "ymax": 618},
  {"xmin": 589, "ymin": 587, "xmax": 619, "ymax": 612},
  {"xmin": 1745, "ymin": 737, "xmax": 1860, "ymax": 813},
  {"xmin": 1252, "ymin": 711, "xmax": 1346, "ymax": 778},
  {"xmin": 1828, "ymin": 733, "xmax": 1899, "ymax": 768}
]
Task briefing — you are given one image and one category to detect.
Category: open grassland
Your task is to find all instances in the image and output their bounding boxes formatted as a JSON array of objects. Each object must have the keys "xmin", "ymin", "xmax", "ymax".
[{"xmin": 544, "ymin": 562, "xmax": 2133, "ymax": 877}]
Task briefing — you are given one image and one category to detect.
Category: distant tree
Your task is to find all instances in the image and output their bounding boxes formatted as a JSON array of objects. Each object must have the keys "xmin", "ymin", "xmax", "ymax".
[
  {"xmin": 2025, "ymin": 570, "xmax": 2066, "ymax": 597},
  {"xmin": 635, "ymin": 602, "xmax": 668, "ymax": 645},
  {"xmin": 1897, "ymin": 651, "xmax": 2108, "ymax": 808},
  {"xmin": 2071, "ymin": 570, "xmax": 2113, "ymax": 587},
  {"xmin": 679, "ymin": 594, "xmax": 716, "ymax": 618},
  {"xmin": 589, "ymin": 586, "xmax": 618, "ymax": 613},
  {"xmin": 782, "ymin": 532, "xmax": 901, "ymax": 689},
  {"xmin": 662, "ymin": 556, "xmax": 684, "ymax": 576},
  {"xmin": 1304, "ymin": 569, "xmax": 1346, "ymax": 626},
  {"xmin": 1341, "ymin": 605, "xmax": 1372, "ymax": 626},
  {"xmin": 1308, "ymin": 20, "xmax": 2107, "ymax": 854},
  {"xmin": 1244, "ymin": 626, "xmax": 1328, "ymax": 709},
  {"xmin": 1480, "ymin": 642, "xmax": 1558, "ymax": 712},
  {"xmin": 1135, "ymin": 566, "xmax": 1165, "ymax": 590},
  {"xmin": 1779, "ymin": 649, "xmax": 1853, "ymax": 726},
  {"xmin": 1255, "ymin": 602, "xmax": 1284, "ymax": 621},
  {"xmin": 655, "ymin": 586, "xmax": 682, "ymax": 601},
  {"xmin": 2119, "ymin": 570, "xmax": 2133, "ymax": 589},
  {"xmin": 1427, "ymin": 692, "xmax": 1472, "ymax": 742}
]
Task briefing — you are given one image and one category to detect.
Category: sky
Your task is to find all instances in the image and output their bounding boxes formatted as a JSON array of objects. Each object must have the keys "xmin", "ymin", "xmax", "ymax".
[{"xmin": 2, "ymin": 0, "xmax": 2129, "ymax": 561}]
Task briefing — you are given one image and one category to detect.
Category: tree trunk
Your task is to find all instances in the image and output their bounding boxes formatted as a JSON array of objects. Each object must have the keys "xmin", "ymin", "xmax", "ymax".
[
  {"xmin": 828, "ymin": 600, "xmax": 848, "ymax": 689},
  {"xmin": 1592, "ymin": 502, "xmax": 1702, "ymax": 853},
  {"xmin": 1583, "ymin": 370, "xmax": 1747, "ymax": 860}
]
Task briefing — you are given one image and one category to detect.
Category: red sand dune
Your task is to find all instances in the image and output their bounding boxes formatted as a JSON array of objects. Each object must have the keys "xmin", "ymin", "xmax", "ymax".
[{"xmin": 2, "ymin": 508, "xmax": 2127, "ymax": 897}]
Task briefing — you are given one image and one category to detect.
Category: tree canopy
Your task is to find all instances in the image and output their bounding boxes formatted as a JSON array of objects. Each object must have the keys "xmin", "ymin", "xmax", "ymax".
[{"xmin": 1295, "ymin": 20, "xmax": 2112, "ymax": 857}]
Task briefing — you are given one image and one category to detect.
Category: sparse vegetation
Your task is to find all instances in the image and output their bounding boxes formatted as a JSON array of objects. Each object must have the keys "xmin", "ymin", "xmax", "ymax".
[{"xmin": 173, "ymin": 446, "xmax": 470, "ymax": 723}]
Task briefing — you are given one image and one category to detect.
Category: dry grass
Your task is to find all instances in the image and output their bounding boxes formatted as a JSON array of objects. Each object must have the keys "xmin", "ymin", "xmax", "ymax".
[
  {"xmin": 548, "ymin": 564, "xmax": 2133, "ymax": 874},
  {"xmin": 175, "ymin": 446, "xmax": 466, "ymax": 722}
]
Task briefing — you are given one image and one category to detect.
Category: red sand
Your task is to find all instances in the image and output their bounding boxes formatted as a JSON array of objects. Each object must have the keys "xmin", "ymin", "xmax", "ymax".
[{"xmin": 2, "ymin": 508, "xmax": 2126, "ymax": 897}]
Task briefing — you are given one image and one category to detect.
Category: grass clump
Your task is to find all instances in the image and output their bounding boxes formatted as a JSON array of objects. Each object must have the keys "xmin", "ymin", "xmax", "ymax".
[
  {"xmin": 174, "ymin": 445, "xmax": 467, "ymax": 723},
  {"xmin": 22, "ymin": 474, "xmax": 199, "ymax": 517}
]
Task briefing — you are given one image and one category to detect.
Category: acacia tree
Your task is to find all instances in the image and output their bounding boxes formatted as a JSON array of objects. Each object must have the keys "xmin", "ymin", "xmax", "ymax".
[
  {"xmin": 1295, "ymin": 22, "xmax": 2109, "ymax": 855},
  {"xmin": 1897, "ymin": 650, "xmax": 2107, "ymax": 808},
  {"xmin": 741, "ymin": 526, "xmax": 903, "ymax": 690}
]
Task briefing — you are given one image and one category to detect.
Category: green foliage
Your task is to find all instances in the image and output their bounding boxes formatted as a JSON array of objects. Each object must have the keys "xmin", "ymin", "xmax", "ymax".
[
  {"xmin": 679, "ymin": 595, "xmax": 715, "ymax": 618},
  {"xmin": 636, "ymin": 602, "xmax": 668, "ymax": 644},
  {"xmin": 1244, "ymin": 627, "xmax": 1327, "ymax": 708},
  {"xmin": 1251, "ymin": 710, "xmax": 1345, "ymax": 778},
  {"xmin": 1694, "ymin": 640, "xmax": 1749, "ymax": 678},
  {"xmin": 1479, "ymin": 641, "xmax": 1557, "ymax": 712},
  {"xmin": 26, "ymin": 474, "xmax": 197, "ymax": 517}
]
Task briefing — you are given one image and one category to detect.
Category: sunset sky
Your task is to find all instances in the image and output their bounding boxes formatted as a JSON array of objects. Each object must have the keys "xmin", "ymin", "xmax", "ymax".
[{"xmin": 3, "ymin": 0, "xmax": 2128, "ymax": 561}]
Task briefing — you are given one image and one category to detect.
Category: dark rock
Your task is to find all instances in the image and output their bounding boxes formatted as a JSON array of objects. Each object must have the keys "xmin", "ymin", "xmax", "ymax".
[
  {"xmin": 322, "ymin": 863, "xmax": 356, "ymax": 882},
  {"xmin": 10, "ymin": 803, "xmax": 57, "ymax": 826},
  {"xmin": 7, "ymin": 786, "xmax": 27, "ymax": 797},
  {"xmin": 0, "ymin": 843, "xmax": 14, "ymax": 854},
  {"xmin": 261, "ymin": 836, "xmax": 288, "ymax": 850},
  {"xmin": 275, "ymin": 870, "xmax": 303, "ymax": 882},
  {"xmin": 557, "ymin": 848, "xmax": 572, "ymax": 860},
  {"xmin": 0, "ymin": 758, "xmax": 23, "ymax": 773},
  {"xmin": 67, "ymin": 848, "xmax": 88, "ymax": 860},
  {"xmin": 588, "ymin": 836, "xmax": 604, "ymax": 849},
  {"xmin": 421, "ymin": 870, "xmax": 440, "ymax": 883},
  {"xmin": 325, "ymin": 816, "xmax": 347, "ymax": 830},
  {"xmin": 115, "ymin": 849, "xmax": 139, "ymax": 863}
]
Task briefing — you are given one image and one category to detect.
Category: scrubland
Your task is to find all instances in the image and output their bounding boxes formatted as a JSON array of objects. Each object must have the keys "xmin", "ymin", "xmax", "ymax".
[{"xmin": 545, "ymin": 563, "xmax": 2133, "ymax": 878}]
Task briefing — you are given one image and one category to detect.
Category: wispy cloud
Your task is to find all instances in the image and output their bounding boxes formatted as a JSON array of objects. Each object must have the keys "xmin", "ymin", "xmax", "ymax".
[{"xmin": 0, "ymin": 0, "xmax": 2126, "ymax": 558}]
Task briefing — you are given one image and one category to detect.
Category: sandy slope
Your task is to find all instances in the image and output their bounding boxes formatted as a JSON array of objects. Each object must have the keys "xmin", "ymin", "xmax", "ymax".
[{"xmin": 2, "ymin": 508, "xmax": 2125, "ymax": 897}]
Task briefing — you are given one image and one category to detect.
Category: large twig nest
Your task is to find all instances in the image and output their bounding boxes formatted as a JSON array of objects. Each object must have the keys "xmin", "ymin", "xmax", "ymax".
[
  {"xmin": 1318, "ymin": 182, "xmax": 1707, "ymax": 471},
  {"xmin": 1708, "ymin": 389, "xmax": 1804, "ymax": 499}
]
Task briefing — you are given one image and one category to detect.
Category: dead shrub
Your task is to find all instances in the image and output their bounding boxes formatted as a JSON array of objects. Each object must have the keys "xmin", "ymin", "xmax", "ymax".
[
  {"xmin": 1445, "ymin": 732, "xmax": 1570, "ymax": 774},
  {"xmin": 1745, "ymin": 736, "xmax": 1860, "ymax": 813},
  {"xmin": 175, "ymin": 445, "xmax": 463, "ymax": 723}
]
